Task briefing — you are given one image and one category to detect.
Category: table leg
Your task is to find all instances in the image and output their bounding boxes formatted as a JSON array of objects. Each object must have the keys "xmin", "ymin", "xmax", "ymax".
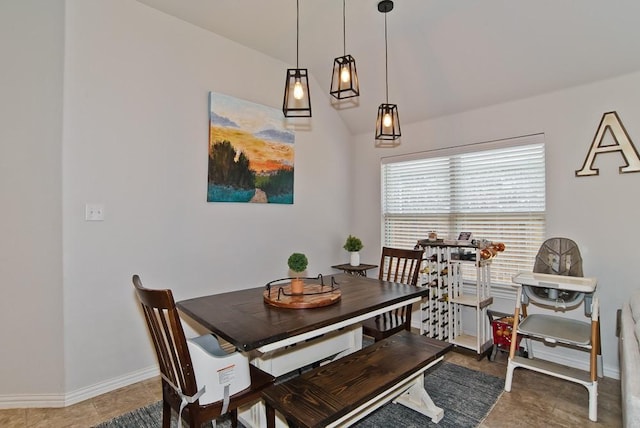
[{"xmin": 265, "ymin": 403, "xmax": 276, "ymax": 428}]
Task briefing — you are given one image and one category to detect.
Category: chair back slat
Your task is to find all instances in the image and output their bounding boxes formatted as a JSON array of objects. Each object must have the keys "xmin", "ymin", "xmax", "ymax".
[
  {"xmin": 379, "ymin": 246, "xmax": 423, "ymax": 286},
  {"xmin": 133, "ymin": 275, "xmax": 198, "ymax": 398},
  {"xmin": 363, "ymin": 247, "xmax": 424, "ymax": 342}
]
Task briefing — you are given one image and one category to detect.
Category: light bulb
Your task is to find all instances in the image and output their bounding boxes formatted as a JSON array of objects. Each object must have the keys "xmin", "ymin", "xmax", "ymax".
[
  {"xmin": 340, "ymin": 66, "xmax": 350, "ymax": 83},
  {"xmin": 383, "ymin": 112, "xmax": 393, "ymax": 128},
  {"xmin": 293, "ymin": 79, "xmax": 304, "ymax": 100}
]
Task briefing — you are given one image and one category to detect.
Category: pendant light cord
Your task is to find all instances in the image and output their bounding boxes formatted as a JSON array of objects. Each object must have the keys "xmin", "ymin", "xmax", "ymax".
[
  {"xmin": 342, "ymin": 0, "xmax": 346, "ymax": 56},
  {"xmin": 296, "ymin": 0, "xmax": 300, "ymax": 68},
  {"xmin": 384, "ymin": 10, "xmax": 389, "ymax": 103}
]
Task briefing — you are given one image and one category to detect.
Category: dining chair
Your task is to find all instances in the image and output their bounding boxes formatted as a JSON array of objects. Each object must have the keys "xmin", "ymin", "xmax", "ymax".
[
  {"xmin": 362, "ymin": 246, "xmax": 424, "ymax": 341},
  {"xmin": 132, "ymin": 275, "xmax": 274, "ymax": 428}
]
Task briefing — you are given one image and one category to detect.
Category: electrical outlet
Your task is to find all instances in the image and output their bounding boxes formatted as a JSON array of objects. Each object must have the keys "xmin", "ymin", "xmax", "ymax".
[{"xmin": 85, "ymin": 204, "xmax": 105, "ymax": 221}]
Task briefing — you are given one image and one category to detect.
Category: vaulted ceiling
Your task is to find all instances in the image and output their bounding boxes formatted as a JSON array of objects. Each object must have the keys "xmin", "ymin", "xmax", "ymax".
[{"xmin": 136, "ymin": 0, "xmax": 640, "ymax": 135}]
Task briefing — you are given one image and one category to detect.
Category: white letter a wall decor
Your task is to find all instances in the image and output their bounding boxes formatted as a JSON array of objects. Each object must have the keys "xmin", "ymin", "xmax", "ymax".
[{"xmin": 576, "ymin": 111, "xmax": 640, "ymax": 177}]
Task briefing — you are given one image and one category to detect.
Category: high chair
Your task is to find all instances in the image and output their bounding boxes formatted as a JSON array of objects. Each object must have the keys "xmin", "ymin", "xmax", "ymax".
[{"xmin": 503, "ymin": 238, "xmax": 601, "ymax": 422}]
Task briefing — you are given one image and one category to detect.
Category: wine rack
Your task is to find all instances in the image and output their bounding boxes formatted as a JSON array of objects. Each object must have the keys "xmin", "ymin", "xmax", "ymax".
[
  {"xmin": 416, "ymin": 240, "xmax": 495, "ymax": 358},
  {"xmin": 418, "ymin": 245, "xmax": 452, "ymax": 342}
]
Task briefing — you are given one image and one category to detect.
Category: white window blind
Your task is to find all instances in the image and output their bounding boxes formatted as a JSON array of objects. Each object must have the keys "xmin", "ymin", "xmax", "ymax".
[{"xmin": 382, "ymin": 136, "xmax": 546, "ymax": 286}]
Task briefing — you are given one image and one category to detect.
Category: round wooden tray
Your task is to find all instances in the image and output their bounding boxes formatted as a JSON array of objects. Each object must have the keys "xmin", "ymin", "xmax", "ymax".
[{"xmin": 263, "ymin": 282, "xmax": 341, "ymax": 309}]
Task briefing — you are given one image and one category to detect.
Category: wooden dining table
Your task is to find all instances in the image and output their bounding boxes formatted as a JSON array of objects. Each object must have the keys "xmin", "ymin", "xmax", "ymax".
[
  {"xmin": 177, "ymin": 273, "xmax": 430, "ymax": 427},
  {"xmin": 178, "ymin": 273, "xmax": 429, "ymax": 354}
]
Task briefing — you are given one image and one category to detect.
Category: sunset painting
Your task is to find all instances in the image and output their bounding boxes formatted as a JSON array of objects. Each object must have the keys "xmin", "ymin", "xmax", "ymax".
[{"xmin": 207, "ymin": 92, "xmax": 294, "ymax": 204}]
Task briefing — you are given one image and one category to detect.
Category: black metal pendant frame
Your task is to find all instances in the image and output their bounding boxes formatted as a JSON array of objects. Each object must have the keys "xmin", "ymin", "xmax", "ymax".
[
  {"xmin": 330, "ymin": 0, "xmax": 360, "ymax": 100},
  {"xmin": 283, "ymin": 0, "xmax": 312, "ymax": 118},
  {"xmin": 330, "ymin": 55, "xmax": 360, "ymax": 100},
  {"xmin": 283, "ymin": 68, "xmax": 312, "ymax": 118},
  {"xmin": 375, "ymin": 0, "xmax": 401, "ymax": 141},
  {"xmin": 375, "ymin": 103, "xmax": 401, "ymax": 140}
]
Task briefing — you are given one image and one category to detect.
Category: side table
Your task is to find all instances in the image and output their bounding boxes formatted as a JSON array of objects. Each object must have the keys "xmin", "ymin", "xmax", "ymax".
[{"xmin": 331, "ymin": 263, "xmax": 378, "ymax": 277}]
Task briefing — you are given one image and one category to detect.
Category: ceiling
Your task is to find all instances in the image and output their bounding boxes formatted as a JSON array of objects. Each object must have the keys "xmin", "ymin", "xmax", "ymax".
[{"xmin": 136, "ymin": 0, "xmax": 640, "ymax": 136}]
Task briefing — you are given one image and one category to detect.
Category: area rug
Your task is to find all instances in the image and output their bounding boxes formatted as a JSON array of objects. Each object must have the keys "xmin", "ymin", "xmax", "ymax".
[{"xmin": 94, "ymin": 361, "xmax": 503, "ymax": 428}]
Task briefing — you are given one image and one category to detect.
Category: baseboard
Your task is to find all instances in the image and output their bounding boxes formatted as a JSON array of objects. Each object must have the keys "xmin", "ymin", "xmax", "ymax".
[
  {"xmin": 0, "ymin": 364, "xmax": 159, "ymax": 409},
  {"xmin": 65, "ymin": 365, "xmax": 160, "ymax": 406},
  {"xmin": 0, "ymin": 393, "xmax": 66, "ymax": 409}
]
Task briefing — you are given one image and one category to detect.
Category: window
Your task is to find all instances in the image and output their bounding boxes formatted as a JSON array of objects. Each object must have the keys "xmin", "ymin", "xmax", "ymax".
[{"xmin": 382, "ymin": 135, "xmax": 545, "ymax": 286}]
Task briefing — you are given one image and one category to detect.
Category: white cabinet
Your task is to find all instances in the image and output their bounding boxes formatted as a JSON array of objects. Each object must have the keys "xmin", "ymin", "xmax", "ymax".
[{"xmin": 416, "ymin": 240, "xmax": 494, "ymax": 358}]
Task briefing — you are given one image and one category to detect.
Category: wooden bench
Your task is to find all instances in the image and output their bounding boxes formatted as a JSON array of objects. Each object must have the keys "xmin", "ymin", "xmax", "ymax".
[{"xmin": 262, "ymin": 331, "xmax": 453, "ymax": 428}]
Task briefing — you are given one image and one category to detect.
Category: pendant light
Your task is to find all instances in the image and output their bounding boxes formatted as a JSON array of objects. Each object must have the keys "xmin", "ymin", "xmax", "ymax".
[
  {"xmin": 283, "ymin": 0, "xmax": 312, "ymax": 117},
  {"xmin": 375, "ymin": 0, "xmax": 401, "ymax": 140},
  {"xmin": 330, "ymin": 0, "xmax": 359, "ymax": 100}
]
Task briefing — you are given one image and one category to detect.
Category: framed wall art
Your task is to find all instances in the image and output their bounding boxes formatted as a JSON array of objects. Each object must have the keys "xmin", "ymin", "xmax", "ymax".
[{"xmin": 207, "ymin": 92, "xmax": 295, "ymax": 204}]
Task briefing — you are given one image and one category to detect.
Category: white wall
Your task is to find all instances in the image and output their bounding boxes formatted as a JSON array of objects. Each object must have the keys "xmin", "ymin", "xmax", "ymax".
[
  {"xmin": 0, "ymin": 0, "xmax": 66, "ymax": 400},
  {"xmin": 2, "ymin": 0, "xmax": 352, "ymax": 405},
  {"xmin": 60, "ymin": 0, "xmax": 352, "ymax": 397},
  {"xmin": 352, "ymin": 71, "xmax": 640, "ymax": 378}
]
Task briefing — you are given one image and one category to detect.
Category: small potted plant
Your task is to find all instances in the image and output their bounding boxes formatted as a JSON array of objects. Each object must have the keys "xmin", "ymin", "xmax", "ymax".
[
  {"xmin": 343, "ymin": 235, "xmax": 363, "ymax": 266},
  {"xmin": 287, "ymin": 252, "xmax": 308, "ymax": 295}
]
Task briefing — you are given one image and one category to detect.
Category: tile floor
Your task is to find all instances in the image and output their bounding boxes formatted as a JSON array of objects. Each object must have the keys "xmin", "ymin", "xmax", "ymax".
[
  {"xmin": 449, "ymin": 350, "xmax": 622, "ymax": 428},
  {"xmin": 0, "ymin": 349, "xmax": 622, "ymax": 427},
  {"xmin": 0, "ymin": 378, "xmax": 161, "ymax": 428}
]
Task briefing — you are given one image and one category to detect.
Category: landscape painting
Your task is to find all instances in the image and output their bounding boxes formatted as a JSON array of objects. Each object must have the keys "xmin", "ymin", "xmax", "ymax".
[{"xmin": 207, "ymin": 92, "xmax": 294, "ymax": 204}]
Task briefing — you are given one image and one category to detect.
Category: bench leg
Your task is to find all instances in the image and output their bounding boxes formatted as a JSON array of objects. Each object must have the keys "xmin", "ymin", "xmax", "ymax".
[{"xmin": 393, "ymin": 373, "xmax": 444, "ymax": 423}]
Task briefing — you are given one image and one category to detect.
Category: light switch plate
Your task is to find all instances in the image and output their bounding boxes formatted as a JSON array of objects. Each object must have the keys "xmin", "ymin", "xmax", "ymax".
[{"xmin": 85, "ymin": 204, "xmax": 105, "ymax": 221}]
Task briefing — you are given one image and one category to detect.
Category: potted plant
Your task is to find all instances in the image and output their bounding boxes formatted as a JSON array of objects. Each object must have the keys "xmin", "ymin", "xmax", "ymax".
[
  {"xmin": 343, "ymin": 235, "xmax": 363, "ymax": 266},
  {"xmin": 287, "ymin": 252, "xmax": 308, "ymax": 295}
]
